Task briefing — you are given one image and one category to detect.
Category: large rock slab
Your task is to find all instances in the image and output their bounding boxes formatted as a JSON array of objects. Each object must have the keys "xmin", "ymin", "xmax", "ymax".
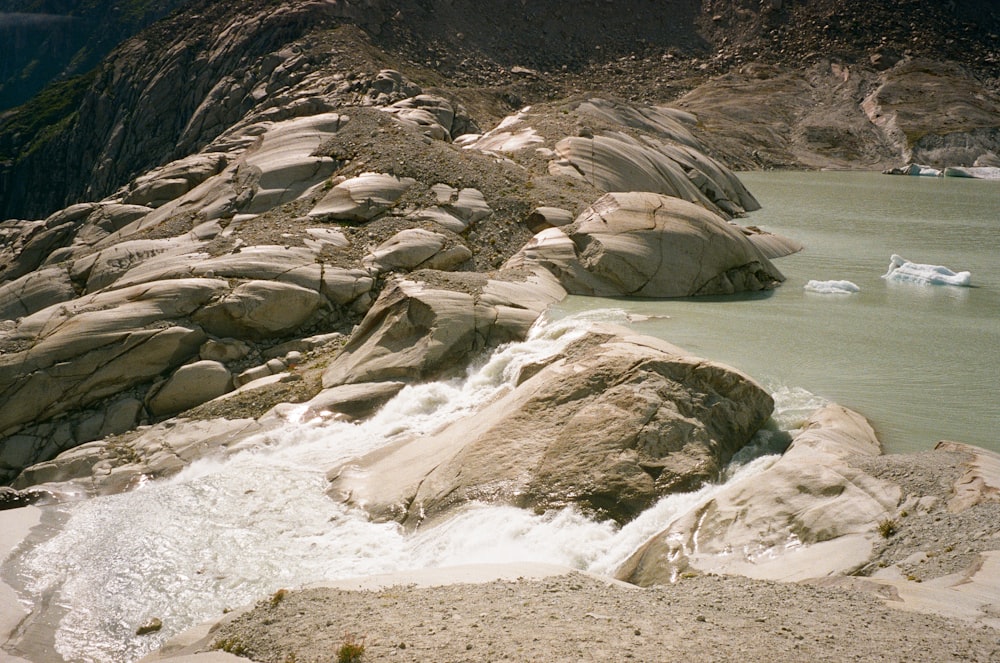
[
  {"xmin": 0, "ymin": 266, "xmax": 76, "ymax": 320},
  {"xmin": 303, "ymin": 381, "xmax": 406, "ymax": 421},
  {"xmin": 192, "ymin": 280, "xmax": 323, "ymax": 339},
  {"xmin": 362, "ymin": 228, "xmax": 473, "ymax": 274},
  {"xmin": 0, "ymin": 205, "xmax": 96, "ymax": 284},
  {"xmin": 148, "ymin": 360, "xmax": 234, "ymax": 417},
  {"xmin": 575, "ymin": 98, "xmax": 703, "ymax": 150},
  {"xmin": 12, "ymin": 417, "xmax": 262, "ymax": 497},
  {"xmin": 383, "ymin": 94, "xmax": 457, "ymax": 141},
  {"xmin": 936, "ymin": 440, "xmax": 1000, "ymax": 513},
  {"xmin": 238, "ymin": 113, "xmax": 345, "ymax": 213},
  {"xmin": 71, "ymin": 235, "xmax": 204, "ymax": 292},
  {"xmin": 617, "ymin": 405, "xmax": 901, "ymax": 585},
  {"xmin": 309, "ymin": 172, "xmax": 415, "ymax": 222},
  {"xmin": 0, "ymin": 278, "xmax": 226, "ymax": 437},
  {"xmin": 551, "ymin": 133, "xmax": 737, "ymax": 218},
  {"xmin": 506, "ymin": 192, "xmax": 784, "ymax": 297},
  {"xmin": 321, "ymin": 269, "xmax": 565, "ymax": 387},
  {"xmin": 122, "ymin": 153, "xmax": 229, "ymax": 208},
  {"xmin": 329, "ymin": 324, "xmax": 774, "ymax": 526}
]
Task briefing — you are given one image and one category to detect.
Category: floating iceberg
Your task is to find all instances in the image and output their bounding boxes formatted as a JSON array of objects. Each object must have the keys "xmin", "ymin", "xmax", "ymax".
[
  {"xmin": 882, "ymin": 254, "xmax": 971, "ymax": 287},
  {"xmin": 804, "ymin": 279, "xmax": 860, "ymax": 295},
  {"xmin": 943, "ymin": 166, "xmax": 1000, "ymax": 180},
  {"xmin": 883, "ymin": 163, "xmax": 941, "ymax": 177}
]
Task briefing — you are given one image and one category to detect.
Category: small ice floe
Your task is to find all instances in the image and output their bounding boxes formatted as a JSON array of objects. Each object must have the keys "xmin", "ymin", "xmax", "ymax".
[
  {"xmin": 803, "ymin": 279, "xmax": 860, "ymax": 295},
  {"xmin": 943, "ymin": 166, "xmax": 1000, "ymax": 180},
  {"xmin": 883, "ymin": 163, "xmax": 942, "ymax": 177},
  {"xmin": 882, "ymin": 254, "xmax": 971, "ymax": 287},
  {"xmin": 626, "ymin": 313, "xmax": 670, "ymax": 323}
]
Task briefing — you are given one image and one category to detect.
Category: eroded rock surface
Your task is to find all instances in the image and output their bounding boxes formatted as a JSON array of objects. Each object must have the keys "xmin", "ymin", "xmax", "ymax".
[
  {"xmin": 618, "ymin": 405, "xmax": 901, "ymax": 585},
  {"xmin": 329, "ymin": 324, "xmax": 774, "ymax": 526},
  {"xmin": 506, "ymin": 192, "xmax": 786, "ymax": 297},
  {"xmin": 321, "ymin": 269, "xmax": 566, "ymax": 387}
]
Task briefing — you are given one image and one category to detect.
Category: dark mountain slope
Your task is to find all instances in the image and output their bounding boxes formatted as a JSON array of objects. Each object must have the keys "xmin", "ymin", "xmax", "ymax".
[
  {"xmin": 0, "ymin": 0, "xmax": 193, "ymax": 112},
  {"xmin": 0, "ymin": 0, "xmax": 997, "ymax": 220}
]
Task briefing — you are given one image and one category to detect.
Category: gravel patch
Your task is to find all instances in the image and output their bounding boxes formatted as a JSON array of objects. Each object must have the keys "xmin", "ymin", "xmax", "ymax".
[{"xmin": 211, "ymin": 572, "xmax": 1000, "ymax": 662}]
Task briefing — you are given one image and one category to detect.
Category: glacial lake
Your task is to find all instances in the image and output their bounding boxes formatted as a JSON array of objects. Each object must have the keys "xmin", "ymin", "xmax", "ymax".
[{"xmin": 552, "ymin": 171, "xmax": 1000, "ymax": 454}]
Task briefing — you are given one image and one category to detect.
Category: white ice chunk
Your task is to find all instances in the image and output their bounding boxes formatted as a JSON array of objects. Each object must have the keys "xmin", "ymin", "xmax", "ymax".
[
  {"xmin": 804, "ymin": 279, "xmax": 860, "ymax": 295},
  {"xmin": 943, "ymin": 166, "xmax": 1000, "ymax": 180},
  {"xmin": 882, "ymin": 254, "xmax": 971, "ymax": 287}
]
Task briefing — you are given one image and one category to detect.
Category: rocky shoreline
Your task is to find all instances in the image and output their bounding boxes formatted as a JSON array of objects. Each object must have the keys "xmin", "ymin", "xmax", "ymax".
[{"xmin": 2, "ymin": 1, "xmax": 1000, "ymax": 661}]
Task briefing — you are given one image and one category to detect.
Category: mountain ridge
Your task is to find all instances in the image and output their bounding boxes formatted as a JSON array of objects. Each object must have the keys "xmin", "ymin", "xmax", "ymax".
[{"xmin": 1, "ymin": 0, "xmax": 998, "ymax": 220}]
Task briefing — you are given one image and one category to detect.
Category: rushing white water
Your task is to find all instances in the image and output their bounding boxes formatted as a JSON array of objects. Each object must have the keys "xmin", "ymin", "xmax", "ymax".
[
  {"xmin": 4, "ymin": 309, "xmax": 817, "ymax": 663},
  {"xmin": 4, "ymin": 310, "xmax": 808, "ymax": 663}
]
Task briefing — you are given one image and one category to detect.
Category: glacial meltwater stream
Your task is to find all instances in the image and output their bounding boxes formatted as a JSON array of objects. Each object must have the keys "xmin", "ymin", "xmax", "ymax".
[{"xmin": 3, "ymin": 172, "xmax": 998, "ymax": 662}]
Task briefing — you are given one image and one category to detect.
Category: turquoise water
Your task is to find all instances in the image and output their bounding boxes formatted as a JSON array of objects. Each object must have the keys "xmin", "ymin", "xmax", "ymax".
[{"xmin": 552, "ymin": 172, "xmax": 1000, "ymax": 454}]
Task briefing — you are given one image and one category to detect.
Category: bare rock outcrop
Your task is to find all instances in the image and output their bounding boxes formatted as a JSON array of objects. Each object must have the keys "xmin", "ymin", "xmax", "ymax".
[
  {"xmin": 506, "ymin": 192, "xmax": 785, "ymax": 297},
  {"xmin": 329, "ymin": 324, "xmax": 774, "ymax": 526},
  {"xmin": 0, "ymin": 278, "xmax": 224, "ymax": 435},
  {"xmin": 11, "ymin": 417, "xmax": 263, "ymax": 498},
  {"xmin": 309, "ymin": 172, "xmax": 415, "ymax": 222},
  {"xmin": 147, "ymin": 360, "xmax": 234, "ymax": 417},
  {"xmin": 0, "ymin": 266, "xmax": 77, "ymax": 320},
  {"xmin": 617, "ymin": 405, "xmax": 901, "ymax": 585},
  {"xmin": 321, "ymin": 269, "xmax": 566, "ymax": 387}
]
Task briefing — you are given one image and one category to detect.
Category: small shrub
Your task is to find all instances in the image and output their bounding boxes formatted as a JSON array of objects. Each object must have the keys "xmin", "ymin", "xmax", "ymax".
[
  {"xmin": 270, "ymin": 588, "xmax": 289, "ymax": 607},
  {"xmin": 213, "ymin": 636, "xmax": 249, "ymax": 656},
  {"xmin": 337, "ymin": 633, "xmax": 366, "ymax": 663},
  {"xmin": 877, "ymin": 518, "xmax": 899, "ymax": 538}
]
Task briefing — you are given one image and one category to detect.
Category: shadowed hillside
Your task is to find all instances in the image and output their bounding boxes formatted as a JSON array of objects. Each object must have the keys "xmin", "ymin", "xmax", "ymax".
[
  {"xmin": 0, "ymin": 0, "xmax": 193, "ymax": 112},
  {"xmin": 1, "ymin": 0, "xmax": 998, "ymax": 219}
]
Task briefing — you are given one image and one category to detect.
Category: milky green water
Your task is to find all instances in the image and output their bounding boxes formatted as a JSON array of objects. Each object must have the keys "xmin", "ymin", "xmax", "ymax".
[{"xmin": 551, "ymin": 172, "xmax": 1000, "ymax": 454}]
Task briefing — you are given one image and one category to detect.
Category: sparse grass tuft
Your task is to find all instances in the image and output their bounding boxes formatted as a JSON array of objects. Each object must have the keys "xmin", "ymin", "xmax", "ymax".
[
  {"xmin": 877, "ymin": 518, "xmax": 899, "ymax": 538},
  {"xmin": 337, "ymin": 632, "xmax": 366, "ymax": 663},
  {"xmin": 213, "ymin": 636, "xmax": 250, "ymax": 656},
  {"xmin": 270, "ymin": 588, "xmax": 289, "ymax": 607}
]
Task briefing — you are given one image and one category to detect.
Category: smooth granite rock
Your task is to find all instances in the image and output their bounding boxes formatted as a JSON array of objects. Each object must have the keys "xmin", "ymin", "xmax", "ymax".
[
  {"xmin": 321, "ymin": 270, "xmax": 565, "ymax": 387},
  {"xmin": 123, "ymin": 153, "xmax": 229, "ymax": 208},
  {"xmin": 506, "ymin": 192, "xmax": 784, "ymax": 297},
  {"xmin": 0, "ymin": 266, "xmax": 77, "ymax": 320},
  {"xmin": 308, "ymin": 172, "xmax": 415, "ymax": 222},
  {"xmin": 192, "ymin": 280, "xmax": 323, "ymax": 339},
  {"xmin": 147, "ymin": 360, "xmax": 234, "ymax": 416},
  {"xmin": 362, "ymin": 228, "xmax": 473, "ymax": 274},
  {"xmin": 617, "ymin": 404, "xmax": 901, "ymax": 585},
  {"xmin": 329, "ymin": 324, "xmax": 774, "ymax": 526}
]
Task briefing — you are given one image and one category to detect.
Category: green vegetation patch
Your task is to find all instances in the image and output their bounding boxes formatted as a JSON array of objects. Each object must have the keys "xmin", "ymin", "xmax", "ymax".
[{"xmin": 0, "ymin": 70, "xmax": 95, "ymax": 161}]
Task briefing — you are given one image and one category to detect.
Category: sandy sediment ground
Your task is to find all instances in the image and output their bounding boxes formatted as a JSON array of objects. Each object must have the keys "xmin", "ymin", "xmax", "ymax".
[
  {"xmin": 0, "ymin": 506, "xmax": 41, "ymax": 663},
  {"xmin": 174, "ymin": 566, "xmax": 999, "ymax": 663}
]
